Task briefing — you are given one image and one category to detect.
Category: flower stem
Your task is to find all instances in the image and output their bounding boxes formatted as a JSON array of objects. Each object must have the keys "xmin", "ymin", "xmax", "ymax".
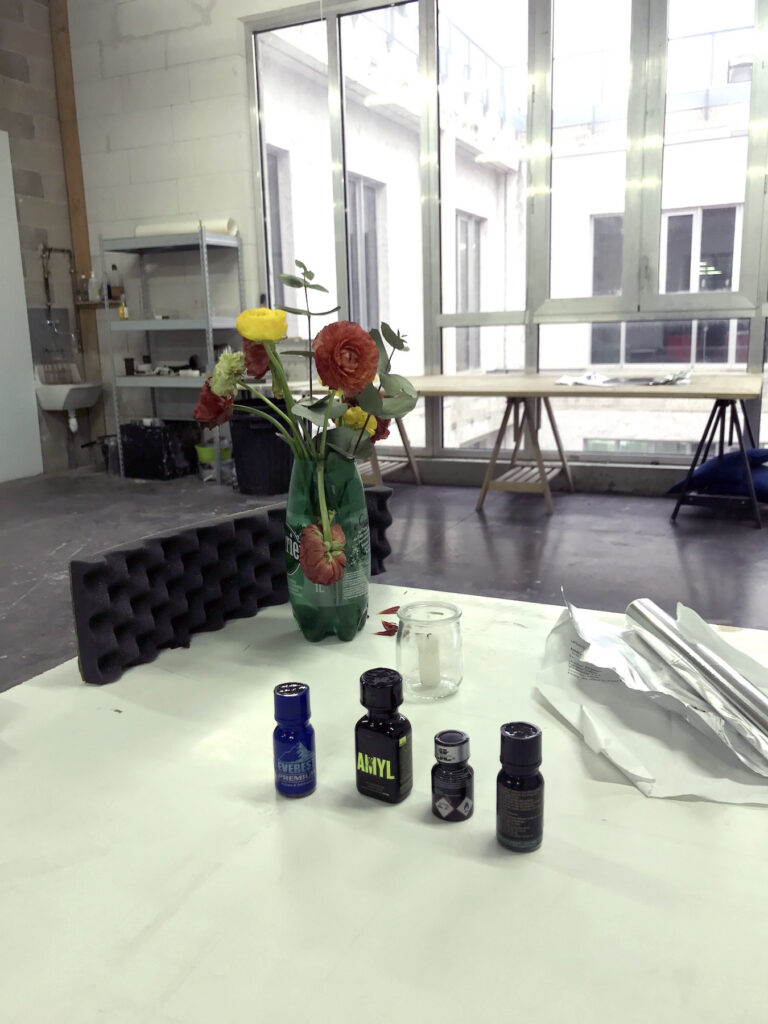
[
  {"xmin": 241, "ymin": 381, "xmax": 308, "ymax": 456},
  {"xmin": 265, "ymin": 344, "xmax": 312, "ymax": 449},
  {"xmin": 303, "ymin": 281, "xmax": 313, "ymax": 400},
  {"xmin": 232, "ymin": 404, "xmax": 302, "ymax": 458},
  {"xmin": 316, "ymin": 401, "xmax": 332, "ymax": 544}
]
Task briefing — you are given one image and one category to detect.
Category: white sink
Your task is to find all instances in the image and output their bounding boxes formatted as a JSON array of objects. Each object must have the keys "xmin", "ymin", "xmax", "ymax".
[
  {"xmin": 36, "ymin": 381, "xmax": 101, "ymax": 411},
  {"xmin": 35, "ymin": 363, "xmax": 101, "ymax": 411}
]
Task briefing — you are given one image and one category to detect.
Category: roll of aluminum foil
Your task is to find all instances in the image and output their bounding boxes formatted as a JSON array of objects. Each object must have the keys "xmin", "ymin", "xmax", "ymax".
[{"xmin": 626, "ymin": 598, "xmax": 768, "ymax": 741}]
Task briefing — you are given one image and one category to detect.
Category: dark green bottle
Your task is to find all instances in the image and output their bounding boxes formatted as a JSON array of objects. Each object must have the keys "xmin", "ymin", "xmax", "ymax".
[{"xmin": 285, "ymin": 453, "xmax": 369, "ymax": 642}]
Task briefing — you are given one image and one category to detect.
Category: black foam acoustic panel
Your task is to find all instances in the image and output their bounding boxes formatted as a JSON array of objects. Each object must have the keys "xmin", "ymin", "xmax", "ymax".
[{"xmin": 71, "ymin": 488, "xmax": 393, "ymax": 685}]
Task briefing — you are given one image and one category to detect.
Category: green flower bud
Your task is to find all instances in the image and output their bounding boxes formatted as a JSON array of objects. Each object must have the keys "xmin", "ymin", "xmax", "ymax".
[{"xmin": 210, "ymin": 351, "xmax": 245, "ymax": 397}]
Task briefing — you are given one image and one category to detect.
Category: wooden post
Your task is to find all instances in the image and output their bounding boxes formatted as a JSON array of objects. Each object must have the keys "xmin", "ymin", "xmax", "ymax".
[{"xmin": 49, "ymin": 0, "xmax": 105, "ymax": 439}]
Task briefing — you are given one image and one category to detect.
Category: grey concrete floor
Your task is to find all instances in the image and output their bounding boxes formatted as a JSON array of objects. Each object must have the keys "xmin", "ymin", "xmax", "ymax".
[{"xmin": 2, "ymin": 467, "xmax": 767, "ymax": 692}]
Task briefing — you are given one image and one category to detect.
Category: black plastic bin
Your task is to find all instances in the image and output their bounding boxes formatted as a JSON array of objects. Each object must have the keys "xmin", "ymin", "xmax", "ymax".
[
  {"xmin": 231, "ymin": 398, "xmax": 293, "ymax": 494},
  {"xmin": 120, "ymin": 420, "xmax": 200, "ymax": 480}
]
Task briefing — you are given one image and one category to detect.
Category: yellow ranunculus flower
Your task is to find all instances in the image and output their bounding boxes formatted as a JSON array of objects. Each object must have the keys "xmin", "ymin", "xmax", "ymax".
[
  {"xmin": 236, "ymin": 307, "xmax": 287, "ymax": 343},
  {"xmin": 341, "ymin": 406, "xmax": 377, "ymax": 436}
]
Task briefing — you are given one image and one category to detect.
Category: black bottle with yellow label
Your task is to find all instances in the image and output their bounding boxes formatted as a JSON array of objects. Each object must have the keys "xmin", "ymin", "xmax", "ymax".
[{"xmin": 355, "ymin": 668, "xmax": 413, "ymax": 803}]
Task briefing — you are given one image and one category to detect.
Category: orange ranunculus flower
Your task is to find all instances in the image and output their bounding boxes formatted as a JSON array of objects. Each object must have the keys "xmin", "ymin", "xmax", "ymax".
[
  {"xmin": 299, "ymin": 522, "xmax": 346, "ymax": 585},
  {"xmin": 242, "ymin": 337, "xmax": 270, "ymax": 379},
  {"xmin": 312, "ymin": 321, "xmax": 378, "ymax": 397},
  {"xmin": 193, "ymin": 380, "xmax": 234, "ymax": 428}
]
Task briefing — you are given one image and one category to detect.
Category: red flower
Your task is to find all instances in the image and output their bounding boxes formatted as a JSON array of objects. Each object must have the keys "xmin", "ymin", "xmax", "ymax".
[
  {"xmin": 371, "ymin": 417, "xmax": 391, "ymax": 443},
  {"xmin": 193, "ymin": 380, "xmax": 233, "ymax": 428},
  {"xmin": 299, "ymin": 522, "xmax": 346, "ymax": 585},
  {"xmin": 312, "ymin": 321, "xmax": 378, "ymax": 396},
  {"xmin": 242, "ymin": 337, "xmax": 270, "ymax": 379}
]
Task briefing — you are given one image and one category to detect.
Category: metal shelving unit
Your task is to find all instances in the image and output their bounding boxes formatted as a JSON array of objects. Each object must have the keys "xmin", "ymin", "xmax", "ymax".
[{"xmin": 101, "ymin": 226, "xmax": 246, "ymax": 483}]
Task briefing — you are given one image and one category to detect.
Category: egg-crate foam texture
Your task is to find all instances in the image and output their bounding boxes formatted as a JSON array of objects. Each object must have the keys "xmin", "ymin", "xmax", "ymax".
[{"xmin": 71, "ymin": 489, "xmax": 393, "ymax": 685}]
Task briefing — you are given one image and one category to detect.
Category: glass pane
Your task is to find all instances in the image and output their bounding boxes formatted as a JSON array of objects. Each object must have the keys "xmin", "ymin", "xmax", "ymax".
[
  {"xmin": 257, "ymin": 23, "xmax": 340, "ymax": 349},
  {"xmin": 665, "ymin": 214, "xmax": 693, "ymax": 293},
  {"xmin": 542, "ymin": 320, "xmax": 747, "ymax": 371},
  {"xmin": 625, "ymin": 321, "xmax": 691, "ymax": 363},
  {"xmin": 539, "ymin": 320, "xmax": 747, "ymax": 454},
  {"xmin": 536, "ymin": 319, "xmax": 749, "ymax": 452},
  {"xmin": 660, "ymin": 0, "xmax": 754, "ymax": 292},
  {"xmin": 699, "ymin": 206, "xmax": 736, "ymax": 290},
  {"xmin": 438, "ymin": 0, "xmax": 528, "ymax": 312},
  {"xmin": 592, "ymin": 215, "xmax": 622, "ymax": 296},
  {"xmin": 341, "ymin": 3, "xmax": 424, "ymax": 375},
  {"xmin": 441, "ymin": 326, "xmax": 525, "ymax": 448},
  {"xmin": 591, "ymin": 323, "xmax": 621, "ymax": 362},
  {"xmin": 550, "ymin": 0, "xmax": 632, "ymax": 298}
]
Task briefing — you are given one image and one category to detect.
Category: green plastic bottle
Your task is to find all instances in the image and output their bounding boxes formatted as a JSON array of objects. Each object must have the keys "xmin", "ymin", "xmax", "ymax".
[{"xmin": 285, "ymin": 453, "xmax": 370, "ymax": 642}]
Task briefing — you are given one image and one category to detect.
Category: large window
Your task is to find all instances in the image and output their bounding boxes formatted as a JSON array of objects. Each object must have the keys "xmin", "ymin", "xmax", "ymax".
[{"xmin": 250, "ymin": 0, "xmax": 767, "ymax": 462}]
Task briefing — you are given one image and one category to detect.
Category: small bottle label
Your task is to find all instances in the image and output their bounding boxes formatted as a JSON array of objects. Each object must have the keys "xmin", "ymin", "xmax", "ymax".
[
  {"xmin": 274, "ymin": 737, "xmax": 315, "ymax": 796},
  {"xmin": 432, "ymin": 769, "xmax": 474, "ymax": 821},
  {"xmin": 356, "ymin": 729, "xmax": 412, "ymax": 801},
  {"xmin": 497, "ymin": 785, "xmax": 543, "ymax": 850}
]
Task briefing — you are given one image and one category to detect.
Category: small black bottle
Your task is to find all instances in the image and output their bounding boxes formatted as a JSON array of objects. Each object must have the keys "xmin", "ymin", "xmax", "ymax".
[
  {"xmin": 432, "ymin": 730, "xmax": 474, "ymax": 822},
  {"xmin": 355, "ymin": 668, "xmax": 412, "ymax": 803},
  {"xmin": 496, "ymin": 722, "xmax": 544, "ymax": 852}
]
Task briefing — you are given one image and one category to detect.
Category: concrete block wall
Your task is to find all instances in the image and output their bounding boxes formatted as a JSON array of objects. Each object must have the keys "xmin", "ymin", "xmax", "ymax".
[
  {"xmin": 69, "ymin": 0, "xmax": 313, "ymax": 300},
  {"xmin": 67, "ymin": 0, "xmax": 317, "ymax": 434},
  {"xmin": 0, "ymin": 0, "xmax": 90, "ymax": 474}
]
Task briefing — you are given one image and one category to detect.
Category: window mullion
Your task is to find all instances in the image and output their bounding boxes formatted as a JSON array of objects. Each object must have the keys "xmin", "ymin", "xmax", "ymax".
[
  {"xmin": 691, "ymin": 208, "xmax": 703, "ymax": 293},
  {"xmin": 326, "ymin": 14, "xmax": 350, "ymax": 321},
  {"xmin": 622, "ymin": 0, "xmax": 654, "ymax": 311},
  {"xmin": 637, "ymin": 0, "xmax": 668, "ymax": 310},
  {"xmin": 419, "ymin": 0, "xmax": 441, "ymax": 455},
  {"xmin": 525, "ymin": 0, "xmax": 553, "ymax": 371}
]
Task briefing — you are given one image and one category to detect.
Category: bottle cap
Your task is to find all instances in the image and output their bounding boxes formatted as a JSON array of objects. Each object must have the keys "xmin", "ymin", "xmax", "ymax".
[
  {"xmin": 360, "ymin": 667, "xmax": 403, "ymax": 710},
  {"xmin": 434, "ymin": 729, "xmax": 470, "ymax": 764},
  {"xmin": 274, "ymin": 682, "xmax": 310, "ymax": 723},
  {"xmin": 500, "ymin": 722, "xmax": 542, "ymax": 769}
]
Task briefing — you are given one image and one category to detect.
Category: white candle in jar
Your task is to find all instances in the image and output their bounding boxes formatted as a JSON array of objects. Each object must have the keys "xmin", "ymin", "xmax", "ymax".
[{"xmin": 416, "ymin": 630, "xmax": 441, "ymax": 688}]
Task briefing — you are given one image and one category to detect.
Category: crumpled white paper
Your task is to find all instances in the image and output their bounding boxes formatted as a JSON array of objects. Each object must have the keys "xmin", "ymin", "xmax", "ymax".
[{"xmin": 537, "ymin": 604, "xmax": 768, "ymax": 804}]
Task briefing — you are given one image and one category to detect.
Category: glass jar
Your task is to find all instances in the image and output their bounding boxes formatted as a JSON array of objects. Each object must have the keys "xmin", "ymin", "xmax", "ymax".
[{"xmin": 396, "ymin": 601, "xmax": 463, "ymax": 702}]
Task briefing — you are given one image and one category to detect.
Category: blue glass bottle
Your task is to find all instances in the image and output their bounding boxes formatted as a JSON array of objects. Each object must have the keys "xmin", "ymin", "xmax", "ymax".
[{"xmin": 273, "ymin": 682, "xmax": 316, "ymax": 797}]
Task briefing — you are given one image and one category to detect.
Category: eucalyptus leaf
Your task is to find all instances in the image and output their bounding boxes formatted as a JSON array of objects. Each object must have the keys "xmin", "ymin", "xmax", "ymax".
[
  {"xmin": 291, "ymin": 403, "xmax": 327, "ymax": 428},
  {"xmin": 278, "ymin": 273, "xmax": 306, "ymax": 289},
  {"xmin": 304, "ymin": 282, "xmax": 329, "ymax": 293},
  {"xmin": 357, "ymin": 382, "xmax": 384, "ymax": 417},
  {"xmin": 369, "ymin": 327, "xmax": 389, "ymax": 373},
  {"xmin": 326, "ymin": 442, "xmax": 356, "ymax": 460},
  {"xmin": 324, "ymin": 426, "xmax": 372, "ymax": 460},
  {"xmin": 304, "ymin": 269, "xmax": 315, "ymax": 281},
  {"xmin": 380, "ymin": 372, "xmax": 416, "ymax": 399},
  {"xmin": 279, "ymin": 305, "xmax": 310, "ymax": 316},
  {"xmin": 295, "ymin": 259, "xmax": 308, "ymax": 272},
  {"xmin": 381, "ymin": 321, "xmax": 408, "ymax": 351},
  {"xmin": 294, "ymin": 395, "xmax": 348, "ymax": 423},
  {"xmin": 328, "ymin": 399, "xmax": 349, "ymax": 418},
  {"xmin": 381, "ymin": 393, "xmax": 418, "ymax": 418},
  {"xmin": 317, "ymin": 305, "xmax": 341, "ymax": 316}
]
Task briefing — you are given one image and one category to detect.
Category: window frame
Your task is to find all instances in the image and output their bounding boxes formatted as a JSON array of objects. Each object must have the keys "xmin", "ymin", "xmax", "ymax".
[{"xmin": 244, "ymin": 0, "xmax": 768, "ymax": 464}]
